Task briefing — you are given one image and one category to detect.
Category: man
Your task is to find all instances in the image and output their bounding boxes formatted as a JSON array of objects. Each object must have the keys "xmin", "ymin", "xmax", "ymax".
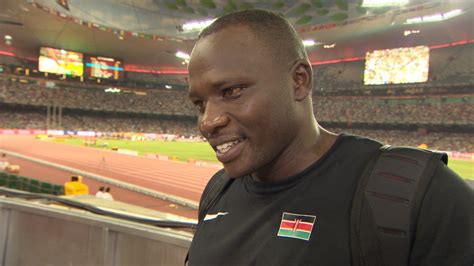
[
  {"xmin": 102, "ymin": 187, "xmax": 114, "ymax": 201},
  {"xmin": 95, "ymin": 186, "xmax": 105, "ymax": 198},
  {"xmin": 0, "ymin": 153, "xmax": 9, "ymax": 171},
  {"xmin": 186, "ymin": 9, "xmax": 472, "ymax": 265}
]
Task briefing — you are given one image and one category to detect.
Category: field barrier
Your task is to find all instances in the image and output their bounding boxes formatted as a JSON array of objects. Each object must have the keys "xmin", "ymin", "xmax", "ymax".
[{"xmin": 0, "ymin": 196, "xmax": 191, "ymax": 265}]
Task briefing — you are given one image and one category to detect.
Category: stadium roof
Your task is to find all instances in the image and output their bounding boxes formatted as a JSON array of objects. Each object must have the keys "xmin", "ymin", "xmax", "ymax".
[{"xmin": 0, "ymin": 0, "xmax": 472, "ymax": 72}]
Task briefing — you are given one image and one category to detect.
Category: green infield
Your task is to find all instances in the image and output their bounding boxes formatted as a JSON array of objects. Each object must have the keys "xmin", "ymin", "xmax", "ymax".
[
  {"xmin": 448, "ymin": 159, "xmax": 473, "ymax": 180},
  {"xmin": 54, "ymin": 137, "xmax": 217, "ymax": 162},
  {"xmin": 51, "ymin": 137, "xmax": 473, "ymax": 180}
]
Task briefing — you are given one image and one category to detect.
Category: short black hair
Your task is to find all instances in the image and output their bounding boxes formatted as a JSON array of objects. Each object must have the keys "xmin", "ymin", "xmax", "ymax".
[{"xmin": 197, "ymin": 9, "xmax": 308, "ymax": 65}]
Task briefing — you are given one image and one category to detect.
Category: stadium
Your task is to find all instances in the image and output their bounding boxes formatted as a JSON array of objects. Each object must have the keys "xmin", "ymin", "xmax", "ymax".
[{"xmin": 0, "ymin": 0, "xmax": 472, "ymax": 265}]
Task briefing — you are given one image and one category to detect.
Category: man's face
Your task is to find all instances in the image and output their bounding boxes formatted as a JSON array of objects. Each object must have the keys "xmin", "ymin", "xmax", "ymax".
[{"xmin": 188, "ymin": 26, "xmax": 299, "ymax": 178}]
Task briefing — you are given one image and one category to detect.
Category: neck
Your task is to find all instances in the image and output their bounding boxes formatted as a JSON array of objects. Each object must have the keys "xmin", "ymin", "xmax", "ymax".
[{"xmin": 252, "ymin": 123, "xmax": 337, "ymax": 182}]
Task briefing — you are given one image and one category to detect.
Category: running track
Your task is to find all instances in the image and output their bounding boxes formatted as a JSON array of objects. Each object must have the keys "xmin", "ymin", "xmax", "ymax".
[{"xmin": 0, "ymin": 135, "xmax": 219, "ymax": 218}]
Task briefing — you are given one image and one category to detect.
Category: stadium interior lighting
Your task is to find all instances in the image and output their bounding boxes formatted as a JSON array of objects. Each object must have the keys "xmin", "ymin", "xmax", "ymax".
[
  {"xmin": 4, "ymin": 35, "xmax": 12, "ymax": 46},
  {"xmin": 405, "ymin": 9, "xmax": 463, "ymax": 24},
  {"xmin": 104, "ymin": 87, "xmax": 121, "ymax": 93},
  {"xmin": 404, "ymin": 30, "xmax": 420, "ymax": 36},
  {"xmin": 422, "ymin": 14, "xmax": 443, "ymax": 22},
  {"xmin": 443, "ymin": 9, "xmax": 463, "ymax": 19},
  {"xmin": 165, "ymin": 85, "xmax": 172, "ymax": 89},
  {"xmin": 324, "ymin": 43, "xmax": 336, "ymax": 49},
  {"xmin": 303, "ymin": 39, "xmax": 317, "ymax": 47},
  {"xmin": 175, "ymin": 51, "xmax": 190, "ymax": 60},
  {"xmin": 362, "ymin": 0, "xmax": 408, "ymax": 7},
  {"xmin": 181, "ymin": 19, "xmax": 216, "ymax": 33}
]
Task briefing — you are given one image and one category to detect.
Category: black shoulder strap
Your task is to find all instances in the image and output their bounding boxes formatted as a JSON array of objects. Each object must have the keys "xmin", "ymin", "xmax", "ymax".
[
  {"xmin": 198, "ymin": 171, "xmax": 233, "ymax": 222},
  {"xmin": 350, "ymin": 145, "xmax": 447, "ymax": 266},
  {"xmin": 185, "ymin": 170, "xmax": 233, "ymax": 265}
]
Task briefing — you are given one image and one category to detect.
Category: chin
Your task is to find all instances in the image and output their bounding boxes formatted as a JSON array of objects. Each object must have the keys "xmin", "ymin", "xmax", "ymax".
[{"xmin": 223, "ymin": 162, "xmax": 253, "ymax": 178}]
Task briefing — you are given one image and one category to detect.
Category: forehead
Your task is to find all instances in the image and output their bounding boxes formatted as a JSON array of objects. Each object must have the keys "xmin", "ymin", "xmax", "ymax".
[
  {"xmin": 188, "ymin": 27, "xmax": 276, "ymax": 93},
  {"xmin": 190, "ymin": 27, "xmax": 276, "ymax": 74}
]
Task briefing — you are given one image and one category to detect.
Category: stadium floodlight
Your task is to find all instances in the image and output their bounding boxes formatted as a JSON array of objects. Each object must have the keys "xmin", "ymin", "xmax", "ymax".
[
  {"xmin": 182, "ymin": 19, "xmax": 216, "ymax": 33},
  {"xmin": 4, "ymin": 35, "xmax": 12, "ymax": 46},
  {"xmin": 404, "ymin": 30, "xmax": 420, "ymax": 36},
  {"xmin": 422, "ymin": 14, "xmax": 443, "ymax": 22},
  {"xmin": 443, "ymin": 9, "xmax": 462, "ymax": 19},
  {"xmin": 175, "ymin": 51, "xmax": 190, "ymax": 60},
  {"xmin": 104, "ymin": 88, "xmax": 121, "ymax": 93},
  {"xmin": 361, "ymin": 0, "xmax": 408, "ymax": 7},
  {"xmin": 165, "ymin": 85, "xmax": 172, "ymax": 89},
  {"xmin": 406, "ymin": 17, "xmax": 422, "ymax": 24},
  {"xmin": 405, "ymin": 9, "xmax": 463, "ymax": 24},
  {"xmin": 303, "ymin": 39, "xmax": 317, "ymax": 47}
]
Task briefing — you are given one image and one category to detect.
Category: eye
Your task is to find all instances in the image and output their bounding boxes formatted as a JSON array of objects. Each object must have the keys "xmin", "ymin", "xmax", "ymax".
[
  {"xmin": 193, "ymin": 100, "xmax": 205, "ymax": 113},
  {"xmin": 222, "ymin": 86, "xmax": 244, "ymax": 99}
]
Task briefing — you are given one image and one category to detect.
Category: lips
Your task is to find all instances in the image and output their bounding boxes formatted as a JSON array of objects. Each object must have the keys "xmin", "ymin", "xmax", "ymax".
[
  {"xmin": 216, "ymin": 138, "xmax": 243, "ymax": 154},
  {"xmin": 211, "ymin": 137, "xmax": 246, "ymax": 163}
]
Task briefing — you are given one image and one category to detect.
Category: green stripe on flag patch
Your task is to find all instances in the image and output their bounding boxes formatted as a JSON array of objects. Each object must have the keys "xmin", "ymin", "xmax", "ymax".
[{"xmin": 277, "ymin": 228, "xmax": 312, "ymax": 240}]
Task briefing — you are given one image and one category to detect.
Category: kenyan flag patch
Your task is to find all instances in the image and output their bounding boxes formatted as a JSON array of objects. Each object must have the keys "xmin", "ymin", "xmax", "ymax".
[{"xmin": 277, "ymin": 212, "xmax": 317, "ymax": 241}]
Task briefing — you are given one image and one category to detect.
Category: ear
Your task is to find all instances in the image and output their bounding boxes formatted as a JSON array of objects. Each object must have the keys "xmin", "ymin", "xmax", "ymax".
[{"xmin": 291, "ymin": 60, "xmax": 313, "ymax": 101}]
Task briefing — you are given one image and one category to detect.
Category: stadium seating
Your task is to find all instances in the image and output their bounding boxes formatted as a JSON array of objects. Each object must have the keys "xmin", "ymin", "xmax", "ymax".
[
  {"xmin": 0, "ymin": 44, "xmax": 472, "ymax": 151},
  {"xmin": 0, "ymin": 171, "xmax": 65, "ymax": 195}
]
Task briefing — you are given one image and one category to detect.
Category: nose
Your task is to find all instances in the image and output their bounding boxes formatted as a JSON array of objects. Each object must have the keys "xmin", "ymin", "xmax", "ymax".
[{"xmin": 199, "ymin": 101, "xmax": 230, "ymax": 138}]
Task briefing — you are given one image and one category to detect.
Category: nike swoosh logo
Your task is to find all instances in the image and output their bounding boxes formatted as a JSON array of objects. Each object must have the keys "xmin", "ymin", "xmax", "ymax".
[{"xmin": 204, "ymin": 212, "xmax": 229, "ymax": 221}]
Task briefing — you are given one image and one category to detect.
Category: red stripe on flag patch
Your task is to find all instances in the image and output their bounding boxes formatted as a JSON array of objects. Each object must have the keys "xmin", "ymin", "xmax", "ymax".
[{"xmin": 280, "ymin": 220, "xmax": 313, "ymax": 232}]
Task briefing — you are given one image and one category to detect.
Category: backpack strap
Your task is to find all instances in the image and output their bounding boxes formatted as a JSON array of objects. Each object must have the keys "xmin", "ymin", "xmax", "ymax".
[
  {"xmin": 185, "ymin": 170, "xmax": 233, "ymax": 265},
  {"xmin": 198, "ymin": 170, "xmax": 233, "ymax": 222},
  {"xmin": 350, "ymin": 145, "xmax": 447, "ymax": 266}
]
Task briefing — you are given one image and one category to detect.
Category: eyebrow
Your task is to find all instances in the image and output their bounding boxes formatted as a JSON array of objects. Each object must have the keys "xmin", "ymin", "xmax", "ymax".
[{"xmin": 187, "ymin": 79, "xmax": 235, "ymax": 99}]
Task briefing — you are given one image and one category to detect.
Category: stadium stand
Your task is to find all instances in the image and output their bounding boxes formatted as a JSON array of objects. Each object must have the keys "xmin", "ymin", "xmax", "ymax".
[
  {"xmin": 0, "ymin": 104, "xmax": 199, "ymax": 136},
  {"xmin": 314, "ymin": 94, "xmax": 473, "ymax": 125},
  {"xmin": 0, "ymin": 44, "xmax": 473, "ymax": 151},
  {"xmin": 0, "ymin": 75, "xmax": 196, "ymax": 116}
]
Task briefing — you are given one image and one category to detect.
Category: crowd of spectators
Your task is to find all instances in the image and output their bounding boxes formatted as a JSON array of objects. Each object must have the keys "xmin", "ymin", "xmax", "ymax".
[
  {"xmin": 314, "ymin": 95, "xmax": 473, "ymax": 126},
  {"xmin": 1, "ymin": 44, "xmax": 472, "ymax": 152},
  {"xmin": 0, "ymin": 107, "xmax": 199, "ymax": 137},
  {"xmin": 2, "ymin": 75, "xmax": 472, "ymax": 127},
  {"xmin": 0, "ymin": 76, "xmax": 196, "ymax": 116},
  {"xmin": 328, "ymin": 128, "xmax": 474, "ymax": 153},
  {"xmin": 0, "ymin": 106, "xmax": 471, "ymax": 151}
]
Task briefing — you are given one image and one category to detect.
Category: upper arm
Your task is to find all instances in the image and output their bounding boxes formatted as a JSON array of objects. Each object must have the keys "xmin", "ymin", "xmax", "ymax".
[{"xmin": 409, "ymin": 163, "xmax": 474, "ymax": 266}]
